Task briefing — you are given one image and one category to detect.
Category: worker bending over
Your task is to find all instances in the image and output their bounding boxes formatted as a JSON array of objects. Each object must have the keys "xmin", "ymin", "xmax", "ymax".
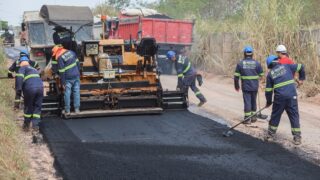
[
  {"xmin": 52, "ymin": 46, "xmax": 81, "ymax": 115},
  {"xmin": 167, "ymin": 49, "xmax": 207, "ymax": 107},
  {"xmin": 16, "ymin": 56, "xmax": 43, "ymax": 131},
  {"xmin": 8, "ymin": 50, "xmax": 39, "ymax": 109},
  {"xmin": 264, "ymin": 55, "xmax": 305, "ymax": 145},
  {"xmin": 234, "ymin": 46, "xmax": 264, "ymax": 124}
]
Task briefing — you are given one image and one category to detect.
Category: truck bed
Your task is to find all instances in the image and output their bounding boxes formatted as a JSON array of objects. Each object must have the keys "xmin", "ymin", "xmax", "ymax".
[{"xmin": 117, "ymin": 17, "xmax": 194, "ymax": 45}]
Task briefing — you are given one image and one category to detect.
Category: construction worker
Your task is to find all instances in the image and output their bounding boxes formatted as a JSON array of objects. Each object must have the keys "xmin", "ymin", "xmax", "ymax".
[
  {"xmin": 264, "ymin": 55, "xmax": 305, "ymax": 145},
  {"xmin": 8, "ymin": 50, "xmax": 39, "ymax": 109},
  {"xmin": 166, "ymin": 49, "xmax": 207, "ymax": 106},
  {"xmin": 276, "ymin": 45, "xmax": 294, "ymax": 64},
  {"xmin": 234, "ymin": 46, "xmax": 264, "ymax": 124},
  {"xmin": 16, "ymin": 56, "xmax": 43, "ymax": 131},
  {"xmin": 52, "ymin": 46, "xmax": 81, "ymax": 115}
]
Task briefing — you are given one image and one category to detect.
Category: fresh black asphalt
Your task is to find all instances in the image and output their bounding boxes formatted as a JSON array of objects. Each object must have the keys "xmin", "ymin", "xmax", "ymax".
[{"xmin": 41, "ymin": 110, "xmax": 320, "ymax": 180}]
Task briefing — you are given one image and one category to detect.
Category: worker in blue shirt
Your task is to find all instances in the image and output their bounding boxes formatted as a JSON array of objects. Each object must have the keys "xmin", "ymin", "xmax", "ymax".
[
  {"xmin": 16, "ymin": 56, "xmax": 43, "ymax": 131},
  {"xmin": 167, "ymin": 49, "xmax": 207, "ymax": 107},
  {"xmin": 264, "ymin": 55, "xmax": 305, "ymax": 145},
  {"xmin": 52, "ymin": 46, "xmax": 81, "ymax": 115},
  {"xmin": 8, "ymin": 50, "xmax": 39, "ymax": 109},
  {"xmin": 234, "ymin": 46, "xmax": 264, "ymax": 124}
]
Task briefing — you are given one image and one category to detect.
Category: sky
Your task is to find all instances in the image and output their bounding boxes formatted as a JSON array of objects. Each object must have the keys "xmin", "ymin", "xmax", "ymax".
[{"xmin": 0, "ymin": 0, "xmax": 157, "ymax": 26}]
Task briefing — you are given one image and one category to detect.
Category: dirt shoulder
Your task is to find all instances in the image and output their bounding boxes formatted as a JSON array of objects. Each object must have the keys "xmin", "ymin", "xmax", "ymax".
[{"xmin": 160, "ymin": 74, "xmax": 320, "ymax": 165}]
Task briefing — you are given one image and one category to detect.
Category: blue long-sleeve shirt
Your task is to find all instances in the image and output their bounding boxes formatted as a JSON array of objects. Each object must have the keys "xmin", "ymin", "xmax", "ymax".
[
  {"xmin": 234, "ymin": 58, "xmax": 264, "ymax": 91},
  {"xmin": 175, "ymin": 55, "xmax": 196, "ymax": 87},
  {"xmin": 16, "ymin": 66, "xmax": 43, "ymax": 92},
  {"xmin": 57, "ymin": 50, "xmax": 80, "ymax": 85},
  {"xmin": 265, "ymin": 63, "xmax": 305, "ymax": 103}
]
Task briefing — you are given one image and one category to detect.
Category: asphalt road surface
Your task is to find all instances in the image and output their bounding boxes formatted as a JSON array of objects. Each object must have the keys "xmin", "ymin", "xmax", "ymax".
[{"xmin": 41, "ymin": 110, "xmax": 320, "ymax": 180}]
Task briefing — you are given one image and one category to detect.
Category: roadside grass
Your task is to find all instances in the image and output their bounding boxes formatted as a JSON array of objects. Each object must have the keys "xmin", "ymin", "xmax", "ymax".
[{"xmin": 0, "ymin": 45, "xmax": 30, "ymax": 179}]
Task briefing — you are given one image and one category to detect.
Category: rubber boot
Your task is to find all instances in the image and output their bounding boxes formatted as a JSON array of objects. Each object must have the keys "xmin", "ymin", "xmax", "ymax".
[
  {"xmin": 293, "ymin": 135, "xmax": 302, "ymax": 145},
  {"xmin": 257, "ymin": 112, "xmax": 268, "ymax": 120},
  {"xmin": 264, "ymin": 132, "xmax": 275, "ymax": 142},
  {"xmin": 243, "ymin": 116, "xmax": 251, "ymax": 124},
  {"xmin": 198, "ymin": 99, "xmax": 207, "ymax": 107},
  {"xmin": 251, "ymin": 114, "xmax": 257, "ymax": 123},
  {"xmin": 22, "ymin": 121, "xmax": 30, "ymax": 132},
  {"xmin": 32, "ymin": 126, "xmax": 43, "ymax": 144}
]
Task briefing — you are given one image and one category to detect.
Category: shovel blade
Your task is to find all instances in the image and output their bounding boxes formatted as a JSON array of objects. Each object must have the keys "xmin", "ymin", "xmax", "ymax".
[{"xmin": 222, "ymin": 130, "xmax": 234, "ymax": 137}]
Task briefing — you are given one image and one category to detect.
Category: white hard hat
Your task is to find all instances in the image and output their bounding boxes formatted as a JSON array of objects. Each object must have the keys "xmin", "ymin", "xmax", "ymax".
[{"xmin": 276, "ymin": 45, "xmax": 287, "ymax": 53}]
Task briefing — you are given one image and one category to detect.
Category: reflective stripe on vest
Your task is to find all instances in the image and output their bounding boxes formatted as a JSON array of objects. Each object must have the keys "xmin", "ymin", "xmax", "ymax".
[
  {"xmin": 269, "ymin": 125, "xmax": 278, "ymax": 131},
  {"xmin": 265, "ymin": 88, "xmax": 273, "ymax": 92},
  {"xmin": 24, "ymin": 74, "xmax": 40, "ymax": 81},
  {"xmin": 234, "ymin": 72, "xmax": 240, "ymax": 77},
  {"xmin": 296, "ymin": 64, "xmax": 302, "ymax": 72},
  {"xmin": 24, "ymin": 114, "xmax": 32, "ymax": 118},
  {"xmin": 16, "ymin": 73, "xmax": 24, "ymax": 78},
  {"xmin": 291, "ymin": 128, "xmax": 301, "ymax": 132},
  {"xmin": 58, "ymin": 60, "xmax": 78, "ymax": 73},
  {"xmin": 183, "ymin": 62, "xmax": 191, "ymax": 74},
  {"xmin": 241, "ymin": 76, "xmax": 259, "ymax": 80},
  {"xmin": 273, "ymin": 79, "xmax": 295, "ymax": 89},
  {"xmin": 33, "ymin": 114, "xmax": 41, "ymax": 118}
]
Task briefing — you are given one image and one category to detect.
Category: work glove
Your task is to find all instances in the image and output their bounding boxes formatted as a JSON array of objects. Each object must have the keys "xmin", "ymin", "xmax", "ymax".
[
  {"xmin": 7, "ymin": 72, "xmax": 13, "ymax": 78},
  {"xmin": 196, "ymin": 74, "xmax": 203, "ymax": 86}
]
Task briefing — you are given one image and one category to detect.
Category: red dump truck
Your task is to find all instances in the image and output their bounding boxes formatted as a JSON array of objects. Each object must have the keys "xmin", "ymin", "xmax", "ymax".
[
  {"xmin": 119, "ymin": 16, "xmax": 194, "ymax": 74},
  {"xmin": 100, "ymin": 13, "xmax": 195, "ymax": 74}
]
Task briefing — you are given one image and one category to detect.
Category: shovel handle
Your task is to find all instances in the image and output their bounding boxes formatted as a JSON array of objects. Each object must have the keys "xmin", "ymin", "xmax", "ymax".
[{"xmin": 228, "ymin": 106, "xmax": 269, "ymax": 131}]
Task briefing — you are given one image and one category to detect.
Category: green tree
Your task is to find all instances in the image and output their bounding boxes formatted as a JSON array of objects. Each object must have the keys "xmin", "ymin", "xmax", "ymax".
[{"xmin": 92, "ymin": 0, "xmax": 130, "ymax": 16}]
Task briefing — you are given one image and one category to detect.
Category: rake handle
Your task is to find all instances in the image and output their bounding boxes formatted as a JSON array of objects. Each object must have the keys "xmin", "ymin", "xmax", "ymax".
[{"xmin": 228, "ymin": 106, "xmax": 268, "ymax": 131}]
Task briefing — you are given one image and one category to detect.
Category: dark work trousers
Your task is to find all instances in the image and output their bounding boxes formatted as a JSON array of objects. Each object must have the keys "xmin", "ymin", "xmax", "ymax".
[
  {"xmin": 14, "ymin": 78, "xmax": 21, "ymax": 108},
  {"xmin": 242, "ymin": 91, "xmax": 258, "ymax": 117},
  {"xmin": 182, "ymin": 75, "xmax": 206, "ymax": 102},
  {"xmin": 268, "ymin": 97, "xmax": 301, "ymax": 137},
  {"xmin": 23, "ymin": 87, "xmax": 43, "ymax": 127}
]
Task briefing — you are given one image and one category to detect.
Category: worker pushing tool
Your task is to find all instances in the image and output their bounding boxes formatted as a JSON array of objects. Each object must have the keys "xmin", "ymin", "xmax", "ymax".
[
  {"xmin": 167, "ymin": 49, "xmax": 207, "ymax": 107},
  {"xmin": 234, "ymin": 46, "xmax": 264, "ymax": 124},
  {"xmin": 52, "ymin": 46, "xmax": 81, "ymax": 115},
  {"xmin": 15, "ymin": 56, "xmax": 43, "ymax": 132},
  {"xmin": 264, "ymin": 55, "xmax": 305, "ymax": 145},
  {"xmin": 8, "ymin": 50, "xmax": 39, "ymax": 110}
]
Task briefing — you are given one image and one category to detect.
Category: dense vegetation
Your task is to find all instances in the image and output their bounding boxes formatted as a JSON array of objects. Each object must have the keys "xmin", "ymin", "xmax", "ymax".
[{"xmin": 155, "ymin": 0, "xmax": 320, "ymax": 93}]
